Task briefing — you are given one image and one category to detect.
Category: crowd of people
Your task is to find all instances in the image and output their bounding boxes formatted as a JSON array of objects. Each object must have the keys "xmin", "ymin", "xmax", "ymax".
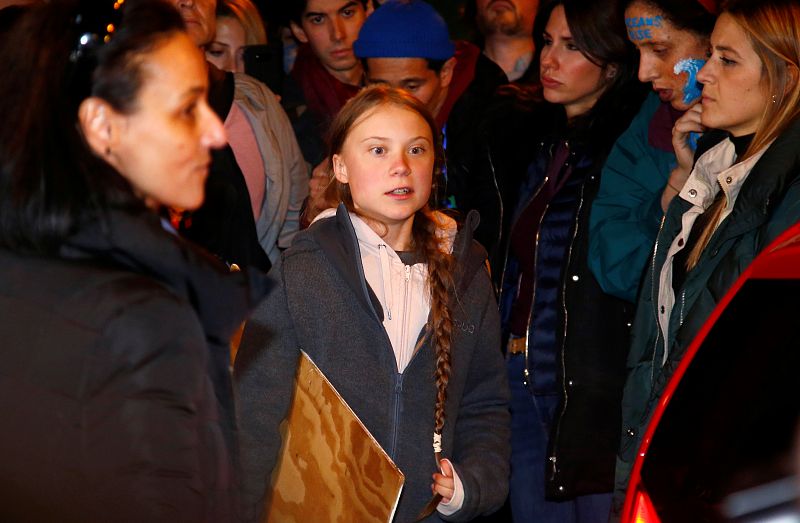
[{"xmin": 1, "ymin": 0, "xmax": 799, "ymax": 521}]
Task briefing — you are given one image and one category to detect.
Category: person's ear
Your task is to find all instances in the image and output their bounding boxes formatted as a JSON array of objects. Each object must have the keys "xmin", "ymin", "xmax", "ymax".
[
  {"xmin": 77, "ymin": 97, "xmax": 121, "ymax": 164},
  {"xmin": 290, "ymin": 20, "xmax": 309, "ymax": 44},
  {"xmin": 332, "ymin": 154, "xmax": 348, "ymax": 183},
  {"xmin": 606, "ymin": 64, "xmax": 618, "ymax": 80},
  {"xmin": 438, "ymin": 57, "xmax": 457, "ymax": 89}
]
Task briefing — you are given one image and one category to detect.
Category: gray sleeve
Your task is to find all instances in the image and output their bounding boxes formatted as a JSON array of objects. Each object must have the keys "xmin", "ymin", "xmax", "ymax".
[
  {"xmin": 234, "ymin": 259, "xmax": 300, "ymax": 523},
  {"xmin": 443, "ymin": 269, "xmax": 511, "ymax": 521}
]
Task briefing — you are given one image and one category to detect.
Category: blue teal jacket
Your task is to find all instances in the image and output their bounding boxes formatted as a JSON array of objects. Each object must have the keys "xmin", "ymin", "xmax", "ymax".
[{"xmin": 588, "ymin": 93, "xmax": 677, "ymax": 303}]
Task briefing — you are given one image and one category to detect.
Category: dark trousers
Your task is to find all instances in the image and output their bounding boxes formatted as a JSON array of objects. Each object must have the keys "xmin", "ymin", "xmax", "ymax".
[{"xmin": 507, "ymin": 355, "xmax": 612, "ymax": 523}]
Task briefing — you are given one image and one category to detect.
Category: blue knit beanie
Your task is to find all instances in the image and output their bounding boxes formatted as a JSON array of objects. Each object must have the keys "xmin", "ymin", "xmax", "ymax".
[{"xmin": 354, "ymin": 0, "xmax": 455, "ymax": 61}]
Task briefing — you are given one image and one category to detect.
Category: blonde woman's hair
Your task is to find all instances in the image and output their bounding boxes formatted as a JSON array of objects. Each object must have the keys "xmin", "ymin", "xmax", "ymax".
[
  {"xmin": 218, "ymin": 0, "xmax": 267, "ymax": 46},
  {"xmin": 686, "ymin": 0, "xmax": 800, "ymax": 270}
]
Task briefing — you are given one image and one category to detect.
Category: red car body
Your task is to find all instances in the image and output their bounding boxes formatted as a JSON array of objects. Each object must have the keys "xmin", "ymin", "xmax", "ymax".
[{"xmin": 623, "ymin": 222, "xmax": 800, "ymax": 523}]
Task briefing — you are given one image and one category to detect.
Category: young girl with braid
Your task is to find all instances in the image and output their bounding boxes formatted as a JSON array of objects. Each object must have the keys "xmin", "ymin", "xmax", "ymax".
[{"xmin": 235, "ymin": 85, "xmax": 510, "ymax": 523}]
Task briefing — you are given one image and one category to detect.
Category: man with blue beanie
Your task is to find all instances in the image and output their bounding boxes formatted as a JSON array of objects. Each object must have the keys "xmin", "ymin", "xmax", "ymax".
[{"xmin": 354, "ymin": 0, "xmax": 509, "ymax": 260}]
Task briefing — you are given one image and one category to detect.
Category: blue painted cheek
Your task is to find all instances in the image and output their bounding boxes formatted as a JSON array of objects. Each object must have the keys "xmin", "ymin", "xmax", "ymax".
[
  {"xmin": 673, "ymin": 58, "xmax": 706, "ymax": 105},
  {"xmin": 674, "ymin": 58, "xmax": 706, "ymax": 151}
]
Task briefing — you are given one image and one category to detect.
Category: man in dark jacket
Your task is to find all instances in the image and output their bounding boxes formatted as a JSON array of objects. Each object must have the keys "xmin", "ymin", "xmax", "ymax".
[
  {"xmin": 469, "ymin": 0, "xmax": 539, "ymax": 82},
  {"xmin": 353, "ymin": 0, "xmax": 509, "ymax": 256}
]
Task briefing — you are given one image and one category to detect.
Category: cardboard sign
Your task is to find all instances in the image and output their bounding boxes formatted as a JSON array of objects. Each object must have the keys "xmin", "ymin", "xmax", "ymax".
[{"xmin": 264, "ymin": 351, "xmax": 404, "ymax": 522}]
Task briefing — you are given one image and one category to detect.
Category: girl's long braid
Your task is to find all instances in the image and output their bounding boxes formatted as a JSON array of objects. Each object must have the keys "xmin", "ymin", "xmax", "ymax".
[{"xmin": 413, "ymin": 209, "xmax": 455, "ymax": 462}]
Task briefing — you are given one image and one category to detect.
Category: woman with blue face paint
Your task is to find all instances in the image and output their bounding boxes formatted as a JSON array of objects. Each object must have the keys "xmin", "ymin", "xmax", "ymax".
[
  {"xmin": 588, "ymin": 0, "xmax": 717, "ymax": 303},
  {"xmin": 614, "ymin": 0, "xmax": 800, "ymax": 513}
]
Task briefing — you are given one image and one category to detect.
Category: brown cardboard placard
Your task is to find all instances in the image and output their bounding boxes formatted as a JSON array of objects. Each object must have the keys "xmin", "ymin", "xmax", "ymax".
[{"xmin": 263, "ymin": 351, "xmax": 404, "ymax": 522}]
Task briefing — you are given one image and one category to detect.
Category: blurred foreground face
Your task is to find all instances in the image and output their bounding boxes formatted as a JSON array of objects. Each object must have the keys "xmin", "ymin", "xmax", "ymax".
[
  {"xmin": 476, "ymin": 0, "xmax": 538, "ymax": 38},
  {"xmin": 696, "ymin": 13, "xmax": 768, "ymax": 137},
  {"xmin": 109, "ymin": 32, "xmax": 226, "ymax": 210},
  {"xmin": 624, "ymin": 0, "xmax": 709, "ymax": 110},
  {"xmin": 539, "ymin": 5, "xmax": 605, "ymax": 119},
  {"xmin": 206, "ymin": 15, "xmax": 246, "ymax": 72}
]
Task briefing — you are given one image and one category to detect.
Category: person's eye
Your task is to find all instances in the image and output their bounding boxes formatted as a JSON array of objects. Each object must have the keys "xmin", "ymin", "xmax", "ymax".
[
  {"xmin": 182, "ymin": 102, "xmax": 198, "ymax": 120},
  {"xmin": 566, "ymin": 43, "xmax": 580, "ymax": 51},
  {"xmin": 404, "ymin": 84, "xmax": 420, "ymax": 92},
  {"xmin": 369, "ymin": 146, "xmax": 385, "ymax": 155},
  {"xmin": 341, "ymin": 7, "xmax": 355, "ymax": 18},
  {"xmin": 542, "ymin": 36, "xmax": 552, "ymax": 46},
  {"xmin": 206, "ymin": 44, "xmax": 224, "ymax": 57},
  {"xmin": 652, "ymin": 47, "xmax": 668, "ymax": 56},
  {"xmin": 720, "ymin": 56, "xmax": 737, "ymax": 66},
  {"xmin": 409, "ymin": 145, "xmax": 426, "ymax": 155},
  {"xmin": 309, "ymin": 15, "xmax": 324, "ymax": 24}
]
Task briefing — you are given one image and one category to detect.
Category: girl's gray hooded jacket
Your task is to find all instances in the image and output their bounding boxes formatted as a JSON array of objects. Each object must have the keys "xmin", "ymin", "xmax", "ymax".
[{"xmin": 235, "ymin": 205, "xmax": 510, "ymax": 522}]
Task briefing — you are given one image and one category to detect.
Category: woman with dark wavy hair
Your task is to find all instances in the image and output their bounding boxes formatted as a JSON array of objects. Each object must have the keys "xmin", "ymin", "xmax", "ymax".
[
  {"xmin": 488, "ymin": 0, "xmax": 646, "ymax": 520},
  {"xmin": 0, "ymin": 0, "xmax": 268, "ymax": 520}
]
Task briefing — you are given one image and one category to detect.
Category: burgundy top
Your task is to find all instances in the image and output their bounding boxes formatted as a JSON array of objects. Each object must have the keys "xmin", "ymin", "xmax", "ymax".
[{"xmin": 508, "ymin": 142, "xmax": 573, "ymax": 336}]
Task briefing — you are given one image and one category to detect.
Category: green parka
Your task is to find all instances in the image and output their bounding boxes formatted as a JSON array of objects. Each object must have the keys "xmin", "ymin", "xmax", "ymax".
[{"xmin": 613, "ymin": 119, "xmax": 800, "ymax": 510}]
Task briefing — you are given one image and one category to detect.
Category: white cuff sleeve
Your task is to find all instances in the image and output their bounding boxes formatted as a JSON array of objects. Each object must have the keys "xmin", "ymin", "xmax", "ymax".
[{"xmin": 436, "ymin": 458, "xmax": 465, "ymax": 516}]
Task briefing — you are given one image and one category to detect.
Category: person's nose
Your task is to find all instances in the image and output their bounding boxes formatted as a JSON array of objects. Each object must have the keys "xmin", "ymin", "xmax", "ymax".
[
  {"xmin": 638, "ymin": 54, "xmax": 657, "ymax": 83},
  {"xmin": 540, "ymin": 46, "xmax": 557, "ymax": 71},
  {"xmin": 200, "ymin": 103, "xmax": 227, "ymax": 149},
  {"xmin": 696, "ymin": 59, "xmax": 713, "ymax": 85},
  {"xmin": 330, "ymin": 17, "xmax": 345, "ymax": 42},
  {"xmin": 389, "ymin": 152, "xmax": 411, "ymax": 177}
]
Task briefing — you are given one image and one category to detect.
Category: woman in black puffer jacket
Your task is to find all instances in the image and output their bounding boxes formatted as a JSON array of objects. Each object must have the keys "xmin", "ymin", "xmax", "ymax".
[
  {"xmin": 491, "ymin": 0, "xmax": 647, "ymax": 521},
  {"xmin": 0, "ymin": 1, "xmax": 268, "ymax": 521}
]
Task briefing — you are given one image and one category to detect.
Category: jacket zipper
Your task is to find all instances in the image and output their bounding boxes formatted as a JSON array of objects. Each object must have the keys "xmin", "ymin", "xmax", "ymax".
[
  {"xmin": 399, "ymin": 265, "xmax": 411, "ymax": 358},
  {"xmin": 486, "ymin": 146, "xmax": 504, "ymax": 255},
  {"xmin": 523, "ymin": 180, "xmax": 551, "ymax": 389},
  {"xmin": 343, "ymin": 208, "xmax": 420, "ymax": 461},
  {"xmin": 496, "ymin": 141, "xmax": 550, "ymax": 295},
  {"xmin": 389, "ymin": 266, "xmax": 415, "ymax": 459},
  {"xmin": 549, "ymin": 150, "xmax": 581, "ymax": 482},
  {"xmin": 389, "ymin": 372, "xmax": 404, "ymax": 459},
  {"xmin": 524, "ymin": 141, "xmax": 567, "ymax": 388},
  {"xmin": 650, "ymin": 214, "xmax": 666, "ymax": 384}
]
